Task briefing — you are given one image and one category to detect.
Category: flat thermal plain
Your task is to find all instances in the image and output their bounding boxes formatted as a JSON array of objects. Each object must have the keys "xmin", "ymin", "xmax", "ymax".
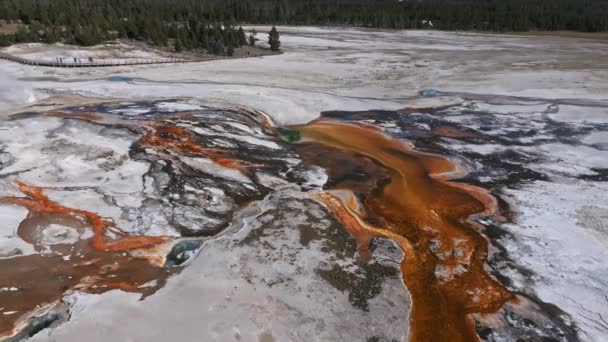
[{"xmin": 0, "ymin": 27, "xmax": 607, "ymax": 341}]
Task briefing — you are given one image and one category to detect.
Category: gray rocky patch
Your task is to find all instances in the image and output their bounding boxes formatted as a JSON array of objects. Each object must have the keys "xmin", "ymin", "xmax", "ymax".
[
  {"xmin": 30, "ymin": 191, "xmax": 410, "ymax": 342},
  {"xmin": 576, "ymin": 205, "xmax": 608, "ymax": 237}
]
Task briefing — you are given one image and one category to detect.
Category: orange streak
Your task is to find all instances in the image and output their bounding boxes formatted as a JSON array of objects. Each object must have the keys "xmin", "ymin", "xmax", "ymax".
[
  {"xmin": 431, "ymin": 125, "xmax": 480, "ymax": 138},
  {"xmin": 139, "ymin": 125, "xmax": 253, "ymax": 174},
  {"xmin": 1, "ymin": 181, "xmax": 167, "ymax": 252},
  {"xmin": 47, "ymin": 111, "xmax": 103, "ymax": 122},
  {"xmin": 297, "ymin": 119, "xmax": 514, "ymax": 342},
  {"xmin": 312, "ymin": 190, "xmax": 416, "ymax": 261},
  {"xmin": 79, "ymin": 279, "xmax": 142, "ymax": 292}
]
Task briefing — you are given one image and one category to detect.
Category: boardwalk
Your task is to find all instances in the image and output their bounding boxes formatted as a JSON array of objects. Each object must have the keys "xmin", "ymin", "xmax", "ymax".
[{"xmin": 0, "ymin": 52, "xmax": 201, "ymax": 67}]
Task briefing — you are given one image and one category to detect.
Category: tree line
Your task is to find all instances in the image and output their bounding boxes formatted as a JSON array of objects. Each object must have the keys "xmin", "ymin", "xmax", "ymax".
[
  {"xmin": 0, "ymin": 0, "xmax": 606, "ymax": 50},
  {"xmin": 0, "ymin": 0, "xmax": 283, "ymax": 54}
]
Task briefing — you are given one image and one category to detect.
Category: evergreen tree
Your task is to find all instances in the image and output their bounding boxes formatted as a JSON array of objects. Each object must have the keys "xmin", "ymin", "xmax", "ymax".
[
  {"xmin": 268, "ymin": 25, "xmax": 280, "ymax": 51},
  {"xmin": 44, "ymin": 27, "xmax": 61, "ymax": 44},
  {"xmin": 248, "ymin": 28, "xmax": 257, "ymax": 46},
  {"xmin": 199, "ymin": 26, "xmax": 209, "ymax": 49},
  {"xmin": 238, "ymin": 26, "xmax": 247, "ymax": 46},
  {"xmin": 174, "ymin": 37, "xmax": 183, "ymax": 52},
  {"xmin": 0, "ymin": 34, "xmax": 12, "ymax": 47},
  {"xmin": 14, "ymin": 26, "xmax": 30, "ymax": 43}
]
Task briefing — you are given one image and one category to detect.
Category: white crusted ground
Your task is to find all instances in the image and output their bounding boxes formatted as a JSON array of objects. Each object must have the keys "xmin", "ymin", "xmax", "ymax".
[
  {"xmin": 1, "ymin": 41, "xmax": 169, "ymax": 61},
  {"xmin": 0, "ymin": 204, "xmax": 32, "ymax": 257},
  {"xmin": 2, "ymin": 27, "xmax": 607, "ymax": 123},
  {"xmin": 0, "ymin": 117, "xmax": 161, "ymax": 238},
  {"xmin": 501, "ymin": 180, "xmax": 608, "ymax": 341},
  {"xmin": 430, "ymin": 100, "xmax": 608, "ymax": 340}
]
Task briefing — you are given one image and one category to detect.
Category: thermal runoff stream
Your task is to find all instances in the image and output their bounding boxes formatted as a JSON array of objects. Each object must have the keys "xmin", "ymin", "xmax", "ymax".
[{"xmin": 292, "ymin": 119, "xmax": 514, "ymax": 341}]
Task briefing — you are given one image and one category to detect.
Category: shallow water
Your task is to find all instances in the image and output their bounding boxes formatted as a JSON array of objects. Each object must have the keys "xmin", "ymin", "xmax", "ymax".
[{"xmin": 294, "ymin": 119, "xmax": 512, "ymax": 341}]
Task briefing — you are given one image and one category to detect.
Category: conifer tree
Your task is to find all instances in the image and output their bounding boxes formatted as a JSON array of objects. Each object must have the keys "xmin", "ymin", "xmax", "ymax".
[
  {"xmin": 268, "ymin": 25, "xmax": 280, "ymax": 51},
  {"xmin": 238, "ymin": 26, "xmax": 246, "ymax": 46},
  {"xmin": 248, "ymin": 28, "xmax": 257, "ymax": 46},
  {"xmin": 174, "ymin": 37, "xmax": 183, "ymax": 52}
]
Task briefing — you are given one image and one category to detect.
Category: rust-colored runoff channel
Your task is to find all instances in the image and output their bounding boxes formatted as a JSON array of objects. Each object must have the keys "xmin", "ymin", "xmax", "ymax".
[
  {"xmin": 138, "ymin": 124, "xmax": 257, "ymax": 173},
  {"xmin": 295, "ymin": 119, "xmax": 514, "ymax": 342},
  {"xmin": 0, "ymin": 182, "xmax": 171, "ymax": 338}
]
